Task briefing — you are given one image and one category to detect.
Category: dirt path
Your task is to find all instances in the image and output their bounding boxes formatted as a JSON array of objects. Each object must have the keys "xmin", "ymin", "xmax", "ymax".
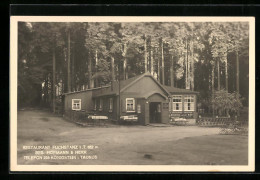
[{"xmin": 17, "ymin": 110, "xmax": 248, "ymax": 165}]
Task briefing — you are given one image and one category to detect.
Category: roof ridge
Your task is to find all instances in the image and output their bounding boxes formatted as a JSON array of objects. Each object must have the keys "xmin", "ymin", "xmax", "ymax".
[
  {"xmin": 62, "ymin": 85, "xmax": 110, "ymax": 95},
  {"xmin": 162, "ymin": 85, "xmax": 199, "ymax": 94}
]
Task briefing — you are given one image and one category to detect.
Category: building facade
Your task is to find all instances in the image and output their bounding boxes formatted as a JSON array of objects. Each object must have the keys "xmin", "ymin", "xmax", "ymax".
[{"xmin": 63, "ymin": 73, "xmax": 198, "ymax": 125}]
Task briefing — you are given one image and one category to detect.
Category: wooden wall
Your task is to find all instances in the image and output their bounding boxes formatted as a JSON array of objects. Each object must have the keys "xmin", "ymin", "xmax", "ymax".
[
  {"xmin": 94, "ymin": 96, "xmax": 118, "ymax": 120},
  {"xmin": 64, "ymin": 90, "xmax": 93, "ymax": 112}
]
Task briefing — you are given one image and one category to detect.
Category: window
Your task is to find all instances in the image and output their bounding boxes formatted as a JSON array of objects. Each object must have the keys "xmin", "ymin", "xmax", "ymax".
[
  {"xmin": 72, "ymin": 99, "xmax": 81, "ymax": 111},
  {"xmin": 172, "ymin": 96, "xmax": 182, "ymax": 111},
  {"xmin": 99, "ymin": 99, "xmax": 103, "ymax": 111},
  {"xmin": 93, "ymin": 99, "xmax": 97, "ymax": 111},
  {"xmin": 126, "ymin": 98, "xmax": 135, "ymax": 112},
  {"xmin": 109, "ymin": 98, "xmax": 113, "ymax": 112},
  {"xmin": 184, "ymin": 95, "xmax": 195, "ymax": 111},
  {"xmin": 137, "ymin": 104, "xmax": 141, "ymax": 113}
]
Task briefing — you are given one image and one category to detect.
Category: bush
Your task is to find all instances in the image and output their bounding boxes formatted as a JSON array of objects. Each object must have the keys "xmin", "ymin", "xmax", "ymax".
[{"xmin": 212, "ymin": 90, "xmax": 243, "ymax": 117}]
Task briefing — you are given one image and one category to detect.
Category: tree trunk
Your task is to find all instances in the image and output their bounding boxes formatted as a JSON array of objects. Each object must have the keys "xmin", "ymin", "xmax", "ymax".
[
  {"xmin": 191, "ymin": 29, "xmax": 194, "ymax": 91},
  {"xmin": 125, "ymin": 58, "xmax": 128, "ymax": 79},
  {"xmin": 123, "ymin": 58, "xmax": 126, "ymax": 80},
  {"xmin": 212, "ymin": 61, "xmax": 215, "ymax": 117},
  {"xmin": 60, "ymin": 78, "xmax": 63, "ymax": 96},
  {"xmin": 150, "ymin": 50, "xmax": 154, "ymax": 76},
  {"xmin": 236, "ymin": 49, "xmax": 240, "ymax": 116},
  {"xmin": 123, "ymin": 43, "xmax": 128, "ymax": 80},
  {"xmin": 225, "ymin": 54, "xmax": 228, "ymax": 92},
  {"xmin": 44, "ymin": 74, "xmax": 48, "ymax": 106},
  {"xmin": 95, "ymin": 49, "xmax": 99, "ymax": 87},
  {"xmin": 236, "ymin": 50, "xmax": 239, "ymax": 95},
  {"xmin": 217, "ymin": 59, "xmax": 220, "ymax": 91},
  {"xmin": 161, "ymin": 38, "xmax": 165, "ymax": 85},
  {"xmin": 71, "ymin": 43, "xmax": 75, "ymax": 91},
  {"xmin": 170, "ymin": 55, "xmax": 174, "ymax": 87},
  {"xmin": 111, "ymin": 56, "xmax": 115, "ymax": 90},
  {"xmin": 88, "ymin": 51, "xmax": 93, "ymax": 89},
  {"xmin": 185, "ymin": 38, "xmax": 189, "ymax": 89},
  {"xmin": 117, "ymin": 64, "xmax": 120, "ymax": 81},
  {"xmin": 144, "ymin": 34, "xmax": 147, "ymax": 73},
  {"xmin": 188, "ymin": 45, "xmax": 191, "ymax": 89},
  {"xmin": 67, "ymin": 29, "xmax": 71, "ymax": 93},
  {"xmin": 157, "ymin": 47, "xmax": 160, "ymax": 82},
  {"xmin": 52, "ymin": 47, "xmax": 56, "ymax": 113}
]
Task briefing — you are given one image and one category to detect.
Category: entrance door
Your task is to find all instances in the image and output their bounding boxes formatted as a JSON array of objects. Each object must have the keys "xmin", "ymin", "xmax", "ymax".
[{"xmin": 149, "ymin": 102, "xmax": 161, "ymax": 123}]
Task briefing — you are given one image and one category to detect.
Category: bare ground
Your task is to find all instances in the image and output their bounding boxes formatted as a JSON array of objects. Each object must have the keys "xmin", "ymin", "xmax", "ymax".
[{"xmin": 17, "ymin": 110, "xmax": 248, "ymax": 165}]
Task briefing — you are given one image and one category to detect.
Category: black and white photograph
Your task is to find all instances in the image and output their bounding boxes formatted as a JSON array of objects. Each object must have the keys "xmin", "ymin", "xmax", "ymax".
[{"xmin": 10, "ymin": 16, "xmax": 255, "ymax": 172}]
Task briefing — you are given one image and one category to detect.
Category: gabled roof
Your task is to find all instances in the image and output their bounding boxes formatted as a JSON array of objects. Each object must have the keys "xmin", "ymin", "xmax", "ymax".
[
  {"xmin": 119, "ymin": 73, "xmax": 147, "ymax": 90},
  {"xmin": 93, "ymin": 72, "xmax": 170, "ymax": 97},
  {"xmin": 120, "ymin": 72, "xmax": 170, "ymax": 95},
  {"xmin": 65, "ymin": 72, "xmax": 199, "ymax": 97}
]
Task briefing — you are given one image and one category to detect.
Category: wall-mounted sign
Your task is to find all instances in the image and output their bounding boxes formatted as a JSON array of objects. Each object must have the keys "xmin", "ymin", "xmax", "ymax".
[{"xmin": 170, "ymin": 112, "xmax": 194, "ymax": 118}]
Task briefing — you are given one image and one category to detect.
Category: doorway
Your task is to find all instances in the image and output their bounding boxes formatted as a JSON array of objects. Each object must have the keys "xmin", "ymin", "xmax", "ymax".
[{"xmin": 149, "ymin": 102, "xmax": 161, "ymax": 123}]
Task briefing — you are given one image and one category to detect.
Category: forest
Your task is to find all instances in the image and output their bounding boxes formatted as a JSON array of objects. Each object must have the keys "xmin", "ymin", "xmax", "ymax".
[{"xmin": 18, "ymin": 21, "xmax": 249, "ymax": 116}]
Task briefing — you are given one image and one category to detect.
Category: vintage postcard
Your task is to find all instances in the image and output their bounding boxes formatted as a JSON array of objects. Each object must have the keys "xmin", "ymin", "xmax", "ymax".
[{"xmin": 10, "ymin": 16, "xmax": 255, "ymax": 172}]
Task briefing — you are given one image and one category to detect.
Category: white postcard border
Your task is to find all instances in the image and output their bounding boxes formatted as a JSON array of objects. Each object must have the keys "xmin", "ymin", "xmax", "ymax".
[{"xmin": 10, "ymin": 16, "xmax": 255, "ymax": 172}]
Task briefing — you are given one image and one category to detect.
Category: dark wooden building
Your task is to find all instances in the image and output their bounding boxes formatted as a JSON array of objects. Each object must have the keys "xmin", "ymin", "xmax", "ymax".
[{"xmin": 63, "ymin": 72, "xmax": 198, "ymax": 125}]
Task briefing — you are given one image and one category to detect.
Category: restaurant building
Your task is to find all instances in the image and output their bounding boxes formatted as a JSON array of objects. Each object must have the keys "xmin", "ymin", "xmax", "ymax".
[{"xmin": 63, "ymin": 72, "xmax": 198, "ymax": 125}]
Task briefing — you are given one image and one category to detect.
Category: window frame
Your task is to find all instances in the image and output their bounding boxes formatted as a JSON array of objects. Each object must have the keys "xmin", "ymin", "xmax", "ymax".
[
  {"xmin": 184, "ymin": 95, "xmax": 195, "ymax": 111},
  {"xmin": 72, "ymin": 99, "xmax": 81, "ymax": 111},
  {"xmin": 172, "ymin": 95, "xmax": 182, "ymax": 112},
  {"xmin": 126, "ymin": 98, "xmax": 135, "ymax": 112}
]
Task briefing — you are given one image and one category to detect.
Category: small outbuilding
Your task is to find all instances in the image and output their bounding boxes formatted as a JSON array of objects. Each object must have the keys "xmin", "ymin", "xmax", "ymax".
[{"xmin": 63, "ymin": 72, "xmax": 198, "ymax": 125}]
